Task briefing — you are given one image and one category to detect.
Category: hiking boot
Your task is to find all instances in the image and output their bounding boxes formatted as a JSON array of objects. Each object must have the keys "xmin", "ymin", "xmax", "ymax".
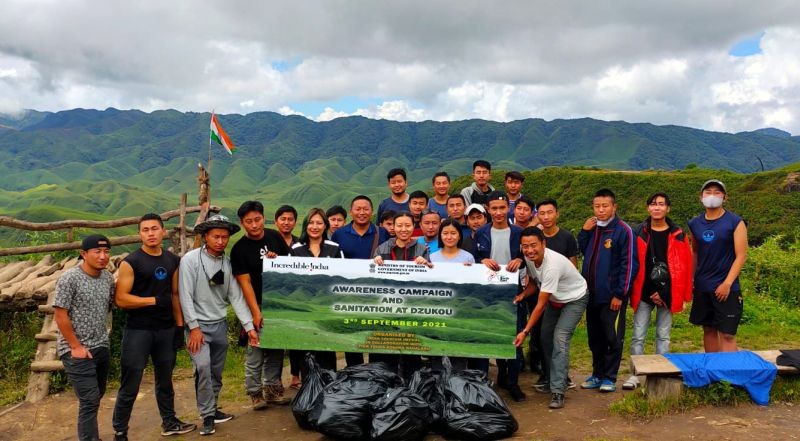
[
  {"xmin": 161, "ymin": 418, "xmax": 196, "ymax": 436},
  {"xmin": 250, "ymin": 391, "xmax": 268, "ymax": 410},
  {"xmin": 549, "ymin": 393, "xmax": 565, "ymax": 409},
  {"xmin": 581, "ymin": 375, "xmax": 602, "ymax": 389},
  {"xmin": 113, "ymin": 431, "xmax": 128, "ymax": 441},
  {"xmin": 622, "ymin": 375, "xmax": 640, "ymax": 390},
  {"xmin": 199, "ymin": 416, "xmax": 215, "ymax": 436},
  {"xmin": 508, "ymin": 384, "xmax": 527, "ymax": 402},
  {"xmin": 599, "ymin": 379, "xmax": 617, "ymax": 393},
  {"xmin": 263, "ymin": 383, "xmax": 290, "ymax": 405},
  {"xmin": 213, "ymin": 410, "xmax": 234, "ymax": 424}
]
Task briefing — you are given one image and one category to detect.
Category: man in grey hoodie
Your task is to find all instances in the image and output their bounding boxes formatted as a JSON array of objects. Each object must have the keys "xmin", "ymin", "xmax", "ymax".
[
  {"xmin": 179, "ymin": 214, "xmax": 259, "ymax": 436},
  {"xmin": 460, "ymin": 160, "xmax": 496, "ymax": 206}
]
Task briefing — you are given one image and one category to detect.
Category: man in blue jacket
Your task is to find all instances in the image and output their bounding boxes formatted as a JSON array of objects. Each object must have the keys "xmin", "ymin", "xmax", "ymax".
[
  {"xmin": 578, "ymin": 189, "xmax": 638, "ymax": 393},
  {"xmin": 474, "ymin": 191, "xmax": 526, "ymax": 402}
]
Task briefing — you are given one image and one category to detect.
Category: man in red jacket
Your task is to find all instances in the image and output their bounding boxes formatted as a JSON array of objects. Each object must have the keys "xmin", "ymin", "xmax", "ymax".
[{"xmin": 622, "ymin": 193, "xmax": 693, "ymax": 390}]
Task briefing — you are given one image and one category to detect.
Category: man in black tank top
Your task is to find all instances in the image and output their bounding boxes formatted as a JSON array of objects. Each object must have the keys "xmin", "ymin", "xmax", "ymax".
[{"xmin": 112, "ymin": 214, "xmax": 195, "ymax": 440}]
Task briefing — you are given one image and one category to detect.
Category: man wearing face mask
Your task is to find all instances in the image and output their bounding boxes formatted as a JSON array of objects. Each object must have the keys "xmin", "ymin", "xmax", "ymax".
[
  {"xmin": 179, "ymin": 214, "xmax": 259, "ymax": 436},
  {"xmin": 688, "ymin": 180, "xmax": 748, "ymax": 353}
]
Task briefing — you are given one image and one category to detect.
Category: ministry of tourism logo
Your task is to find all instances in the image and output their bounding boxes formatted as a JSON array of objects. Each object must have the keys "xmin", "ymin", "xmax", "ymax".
[{"xmin": 369, "ymin": 263, "xmax": 376, "ymax": 273}]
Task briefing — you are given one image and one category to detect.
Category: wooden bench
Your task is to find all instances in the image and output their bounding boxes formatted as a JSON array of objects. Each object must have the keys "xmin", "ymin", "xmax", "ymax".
[{"xmin": 630, "ymin": 350, "xmax": 799, "ymax": 401}]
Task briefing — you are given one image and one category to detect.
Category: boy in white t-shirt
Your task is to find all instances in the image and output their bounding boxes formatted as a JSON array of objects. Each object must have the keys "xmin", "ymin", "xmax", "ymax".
[{"xmin": 514, "ymin": 227, "xmax": 588, "ymax": 410}]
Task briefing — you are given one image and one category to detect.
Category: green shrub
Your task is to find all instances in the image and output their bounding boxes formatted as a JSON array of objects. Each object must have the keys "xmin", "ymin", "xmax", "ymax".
[
  {"xmin": 0, "ymin": 312, "xmax": 42, "ymax": 405},
  {"xmin": 741, "ymin": 233, "xmax": 800, "ymax": 306}
]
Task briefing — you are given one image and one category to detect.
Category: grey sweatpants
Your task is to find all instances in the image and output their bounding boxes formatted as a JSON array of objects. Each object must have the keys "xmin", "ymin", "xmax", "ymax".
[
  {"xmin": 244, "ymin": 346, "xmax": 284, "ymax": 394},
  {"xmin": 188, "ymin": 320, "xmax": 228, "ymax": 419}
]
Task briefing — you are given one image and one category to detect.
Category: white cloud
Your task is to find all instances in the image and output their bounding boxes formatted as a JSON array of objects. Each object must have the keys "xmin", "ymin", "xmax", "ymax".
[
  {"xmin": 356, "ymin": 100, "xmax": 428, "ymax": 121},
  {"xmin": 277, "ymin": 105, "xmax": 306, "ymax": 117},
  {"xmin": 316, "ymin": 107, "xmax": 350, "ymax": 122},
  {"xmin": 0, "ymin": 2, "xmax": 799, "ymax": 133}
]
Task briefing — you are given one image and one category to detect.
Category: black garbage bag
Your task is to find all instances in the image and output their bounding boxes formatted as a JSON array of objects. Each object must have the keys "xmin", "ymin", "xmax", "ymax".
[
  {"xmin": 407, "ymin": 367, "xmax": 445, "ymax": 430},
  {"xmin": 370, "ymin": 387, "xmax": 431, "ymax": 441},
  {"xmin": 331, "ymin": 360, "xmax": 404, "ymax": 384},
  {"xmin": 292, "ymin": 353, "xmax": 335, "ymax": 430},
  {"xmin": 309, "ymin": 362, "xmax": 402, "ymax": 440},
  {"xmin": 441, "ymin": 358, "xmax": 518, "ymax": 441}
]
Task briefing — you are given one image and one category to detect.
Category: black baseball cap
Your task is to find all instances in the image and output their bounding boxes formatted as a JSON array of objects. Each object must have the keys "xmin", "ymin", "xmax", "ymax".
[
  {"xmin": 487, "ymin": 190, "xmax": 509, "ymax": 202},
  {"xmin": 82, "ymin": 234, "xmax": 111, "ymax": 251}
]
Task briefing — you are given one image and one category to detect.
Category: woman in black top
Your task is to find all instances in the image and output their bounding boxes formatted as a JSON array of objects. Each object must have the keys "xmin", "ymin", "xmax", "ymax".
[
  {"xmin": 289, "ymin": 208, "xmax": 343, "ymax": 375},
  {"xmin": 290, "ymin": 208, "xmax": 345, "ymax": 258}
]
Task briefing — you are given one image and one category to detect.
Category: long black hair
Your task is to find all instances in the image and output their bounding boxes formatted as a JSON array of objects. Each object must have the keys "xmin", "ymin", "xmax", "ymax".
[{"xmin": 298, "ymin": 208, "xmax": 330, "ymax": 244}]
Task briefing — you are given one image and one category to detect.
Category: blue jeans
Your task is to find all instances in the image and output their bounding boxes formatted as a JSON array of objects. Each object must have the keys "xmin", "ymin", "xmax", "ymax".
[
  {"xmin": 542, "ymin": 295, "xmax": 588, "ymax": 394},
  {"xmin": 630, "ymin": 301, "xmax": 672, "ymax": 356}
]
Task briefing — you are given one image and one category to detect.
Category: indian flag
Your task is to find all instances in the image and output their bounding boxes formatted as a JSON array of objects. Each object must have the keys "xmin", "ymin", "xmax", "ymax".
[{"xmin": 210, "ymin": 113, "xmax": 236, "ymax": 155}]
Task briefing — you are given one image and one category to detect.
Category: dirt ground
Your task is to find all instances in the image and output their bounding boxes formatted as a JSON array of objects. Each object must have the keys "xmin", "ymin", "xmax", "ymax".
[{"xmin": 1, "ymin": 363, "xmax": 798, "ymax": 441}]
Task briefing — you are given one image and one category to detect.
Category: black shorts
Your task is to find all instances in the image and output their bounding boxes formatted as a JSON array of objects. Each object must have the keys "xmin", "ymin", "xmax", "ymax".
[{"xmin": 689, "ymin": 291, "xmax": 743, "ymax": 335}]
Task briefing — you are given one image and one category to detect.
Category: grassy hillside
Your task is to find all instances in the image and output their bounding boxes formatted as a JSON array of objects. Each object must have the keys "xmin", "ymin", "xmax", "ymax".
[
  {"xmin": 452, "ymin": 163, "xmax": 800, "ymax": 244},
  {"xmin": 1, "ymin": 163, "xmax": 797, "ymax": 250}
]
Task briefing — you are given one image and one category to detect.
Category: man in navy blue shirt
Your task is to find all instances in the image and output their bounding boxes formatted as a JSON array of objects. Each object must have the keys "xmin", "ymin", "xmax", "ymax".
[
  {"xmin": 688, "ymin": 179, "xmax": 748, "ymax": 353},
  {"xmin": 331, "ymin": 195, "xmax": 389, "ymax": 366},
  {"xmin": 377, "ymin": 168, "xmax": 410, "ymax": 222},
  {"xmin": 332, "ymin": 195, "xmax": 390, "ymax": 260}
]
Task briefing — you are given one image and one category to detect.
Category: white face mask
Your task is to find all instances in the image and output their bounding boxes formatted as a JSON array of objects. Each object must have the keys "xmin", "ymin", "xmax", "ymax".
[
  {"xmin": 596, "ymin": 217, "xmax": 612, "ymax": 227},
  {"xmin": 702, "ymin": 195, "xmax": 724, "ymax": 209}
]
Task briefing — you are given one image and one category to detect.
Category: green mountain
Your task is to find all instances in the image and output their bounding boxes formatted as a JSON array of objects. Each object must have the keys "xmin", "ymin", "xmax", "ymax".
[{"xmin": 0, "ymin": 108, "xmax": 799, "ymax": 248}]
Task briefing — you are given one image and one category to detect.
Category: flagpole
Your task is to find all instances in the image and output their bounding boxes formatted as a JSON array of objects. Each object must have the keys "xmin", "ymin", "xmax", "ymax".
[{"xmin": 207, "ymin": 111, "xmax": 213, "ymax": 207}]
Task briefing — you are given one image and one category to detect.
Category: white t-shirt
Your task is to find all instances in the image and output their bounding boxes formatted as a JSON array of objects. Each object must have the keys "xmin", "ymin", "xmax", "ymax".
[
  {"xmin": 526, "ymin": 248, "xmax": 587, "ymax": 304},
  {"xmin": 490, "ymin": 227, "xmax": 512, "ymax": 264}
]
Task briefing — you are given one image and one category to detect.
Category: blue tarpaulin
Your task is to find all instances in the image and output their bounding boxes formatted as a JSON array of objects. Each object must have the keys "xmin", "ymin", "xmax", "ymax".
[{"xmin": 664, "ymin": 351, "xmax": 777, "ymax": 405}]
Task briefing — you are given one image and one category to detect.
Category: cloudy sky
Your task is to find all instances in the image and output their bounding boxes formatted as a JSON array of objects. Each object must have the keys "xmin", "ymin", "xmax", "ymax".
[{"xmin": 1, "ymin": 1, "xmax": 799, "ymax": 133}]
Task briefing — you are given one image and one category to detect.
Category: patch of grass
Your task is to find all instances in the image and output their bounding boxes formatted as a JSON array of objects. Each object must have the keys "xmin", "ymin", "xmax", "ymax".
[
  {"xmin": 610, "ymin": 377, "xmax": 800, "ymax": 419},
  {"xmin": 0, "ymin": 312, "xmax": 42, "ymax": 405}
]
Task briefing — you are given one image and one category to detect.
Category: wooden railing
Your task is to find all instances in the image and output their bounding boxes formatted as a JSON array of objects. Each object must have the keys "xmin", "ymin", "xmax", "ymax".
[{"xmin": 0, "ymin": 200, "xmax": 220, "ymax": 257}]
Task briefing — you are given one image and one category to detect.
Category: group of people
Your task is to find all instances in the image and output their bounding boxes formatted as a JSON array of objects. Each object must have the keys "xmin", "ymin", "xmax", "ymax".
[{"xmin": 53, "ymin": 159, "xmax": 748, "ymax": 440}]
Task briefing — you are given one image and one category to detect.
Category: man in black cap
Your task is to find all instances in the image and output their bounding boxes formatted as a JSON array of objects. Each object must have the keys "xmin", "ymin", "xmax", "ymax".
[
  {"xmin": 54, "ymin": 234, "xmax": 115, "ymax": 441},
  {"xmin": 688, "ymin": 179, "xmax": 748, "ymax": 352},
  {"xmin": 179, "ymin": 214, "xmax": 258, "ymax": 436},
  {"xmin": 112, "ymin": 214, "xmax": 195, "ymax": 440}
]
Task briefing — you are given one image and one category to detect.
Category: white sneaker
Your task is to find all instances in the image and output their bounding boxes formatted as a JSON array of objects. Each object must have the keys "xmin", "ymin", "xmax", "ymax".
[{"xmin": 622, "ymin": 375, "xmax": 640, "ymax": 390}]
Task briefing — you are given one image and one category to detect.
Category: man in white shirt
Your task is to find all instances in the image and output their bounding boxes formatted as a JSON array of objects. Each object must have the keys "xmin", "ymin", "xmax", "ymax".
[{"xmin": 514, "ymin": 227, "xmax": 588, "ymax": 410}]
